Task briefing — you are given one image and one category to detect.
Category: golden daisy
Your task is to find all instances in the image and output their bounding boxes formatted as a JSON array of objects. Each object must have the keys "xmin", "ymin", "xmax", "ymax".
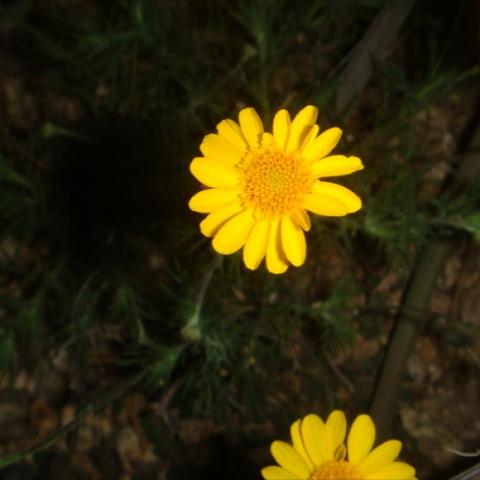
[
  {"xmin": 188, "ymin": 106, "xmax": 363, "ymax": 274},
  {"xmin": 261, "ymin": 411, "xmax": 416, "ymax": 480}
]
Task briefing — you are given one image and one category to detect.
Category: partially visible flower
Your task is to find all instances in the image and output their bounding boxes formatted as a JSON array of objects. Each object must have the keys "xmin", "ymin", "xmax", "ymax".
[
  {"xmin": 261, "ymin": 411, "xmax": 416, "ymax": 480},
  {"xmin": 189, "ymin": 106, "xmax": 363, "ymax": 274}
]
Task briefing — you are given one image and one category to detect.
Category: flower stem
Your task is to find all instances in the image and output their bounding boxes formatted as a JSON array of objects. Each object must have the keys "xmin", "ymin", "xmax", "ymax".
[{"xmin": 181, "ymin": 255, "xmax": 222, "ymax": 342}]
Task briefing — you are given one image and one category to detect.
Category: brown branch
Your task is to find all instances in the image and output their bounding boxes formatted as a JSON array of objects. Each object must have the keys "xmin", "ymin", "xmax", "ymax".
[
  {"xmin": 370, "ymin": 112, "xmax": 480, "ymax": 439},
  {"xmin": 324, "ymin": 351, "xmax": 355, "ymax": 395},
  {"xmin": 335, "ymin": 0, "xmax": 417, "ymax": 115}
]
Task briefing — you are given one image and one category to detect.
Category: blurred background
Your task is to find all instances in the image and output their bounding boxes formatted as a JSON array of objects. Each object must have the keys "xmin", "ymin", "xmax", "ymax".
[{"xmin": 0, "ymin": 0, "xmax": 479, "ymax": 479}]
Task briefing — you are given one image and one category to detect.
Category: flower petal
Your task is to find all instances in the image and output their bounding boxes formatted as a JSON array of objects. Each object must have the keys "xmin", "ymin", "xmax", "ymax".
[
  {"xmin": 212, "ymin": 209, "xmax": 256, "ymax": 254},
  {"xmin": 266, "ymin": 218, "xmax": 288, "ymax": 274},
  {"xmin": 200, "ymin": 134, "xmax": 244, "ymax": 166},
  {"xmin": 291, "ymin": 209, "xmax": 311, "ymax": 231},
  {"xmin": 326, "ymin": 410, "xmax": 347, "ymax": 459},
  {"xmin": 199, "ymin": 204, "xmax": 244, "ymax": 237},
  {"xmin": 300, "ymin": 125, "xmax": 319, "ymax": 151},
  {"xmin": 286, "ymin": 105, "xmax": 318, "ymax": 153},
  {"xmin": 273, "ymin": 109, "xmax": 291, "ymax": 152},
  {"xmin": 310, "ymin": 155, "xmax": 364, "ymax": 178},
  {"xmin": 271, "ymin": 441, "xmax": 311, "ymax": 479},
  {"xmin": 261, "ymin": 466, "xmax": 299, "ymax": 480},
  {"xmin": 302, "ymin": 127, "xmax": 342, "ymax": 163},
  {"xmin": 281, "ymin": 216, "xmax": 306, "ymax": 267},
  {"xmin": 304, "ymin": 193, "xmax": 348, "ymax": 217},
  {"xmin": 216, "ymin": 119, "xmax": 248, "ymax": 151},
  {"xmin": 312, "ymin": 181, "xmax": 362, "ymax": 213},
  {"xmin": 262, "ymin": 132, "xmax": 275, "ymax": 146},
  {"xmin": 189, "ymin": 189, "xmax": 240, "ymax": 213},
  {"xmin": 359, "ymin": 440, "xmax": 402, "ymax": 475},
  {"xmin": 243, "ymin": 219, "xmax": 270, "ymax": 270},
  {"xmin": 347, "ymin": 414, "xmax": 376, "ymax": 465},
  {"xmin": 301, "ymin": 414, "xmax": 326, "ymax": 466},
  {"xmin": 365, "ymin": 462, "xmax": 415, "ymax": 480},
  {"xmin": 290, "ymin": 419, "xmax": 314, "ymax": 469},
  {"xmin": 239, "ymin": 107, "xmax": 264, "ymax": 147},
  {"xmin": 190, "ymin": 157, "xmax": 238, "ymax": 188}
]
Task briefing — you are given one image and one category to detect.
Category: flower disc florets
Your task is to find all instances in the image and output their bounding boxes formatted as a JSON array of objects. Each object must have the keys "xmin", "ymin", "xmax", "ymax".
[{"xmin": 238, "ymin": 145, "xmax": 312, "ymax": 219}]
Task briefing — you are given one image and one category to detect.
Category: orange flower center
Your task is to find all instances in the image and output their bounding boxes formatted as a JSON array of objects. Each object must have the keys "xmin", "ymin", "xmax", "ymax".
[
  {"xmin": 238, "ymin": 145, "xmax": 312, "ymax": 219},
  {"xmin": 309, "ymin": 461, "xmax": 364, "ymax": 480}
]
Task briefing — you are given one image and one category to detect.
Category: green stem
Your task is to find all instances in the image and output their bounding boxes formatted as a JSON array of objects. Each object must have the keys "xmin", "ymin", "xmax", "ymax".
[
  {"xmin": 0, "ymin": 368, "xmax": 148, "ymax": 470},
  {"xmin": 181, "ymin": 256, "xmax": 222, "ymax": 342}
]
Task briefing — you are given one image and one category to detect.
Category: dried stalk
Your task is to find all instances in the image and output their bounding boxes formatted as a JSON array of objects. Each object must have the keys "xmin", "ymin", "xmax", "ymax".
[
  {"xmin": 371, "ymin": 116, "xmax": 480, "ymax": 438},
  {"xmin": 336, "ymin": 0, "xmax": 417, "ymax": 114}
]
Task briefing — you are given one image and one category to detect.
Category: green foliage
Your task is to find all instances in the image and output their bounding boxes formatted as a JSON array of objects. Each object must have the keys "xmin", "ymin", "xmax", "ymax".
[
  {"xmin": 431, "ymin": 182, "xmax": 480, "ymax": 239},
  {"xmin": 363, "ymin": 159, "xmax": 429, "ymax": 271}
]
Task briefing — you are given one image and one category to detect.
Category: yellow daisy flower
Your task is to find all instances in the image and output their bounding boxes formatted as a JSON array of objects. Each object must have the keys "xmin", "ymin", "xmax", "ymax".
[
  {"xmin": 189, "ymin": 106, "xmax": 363, "ymax": 274},
  {"xmin": 261, "ymin": 411, "xmax": 416, "ymax": 480}
]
